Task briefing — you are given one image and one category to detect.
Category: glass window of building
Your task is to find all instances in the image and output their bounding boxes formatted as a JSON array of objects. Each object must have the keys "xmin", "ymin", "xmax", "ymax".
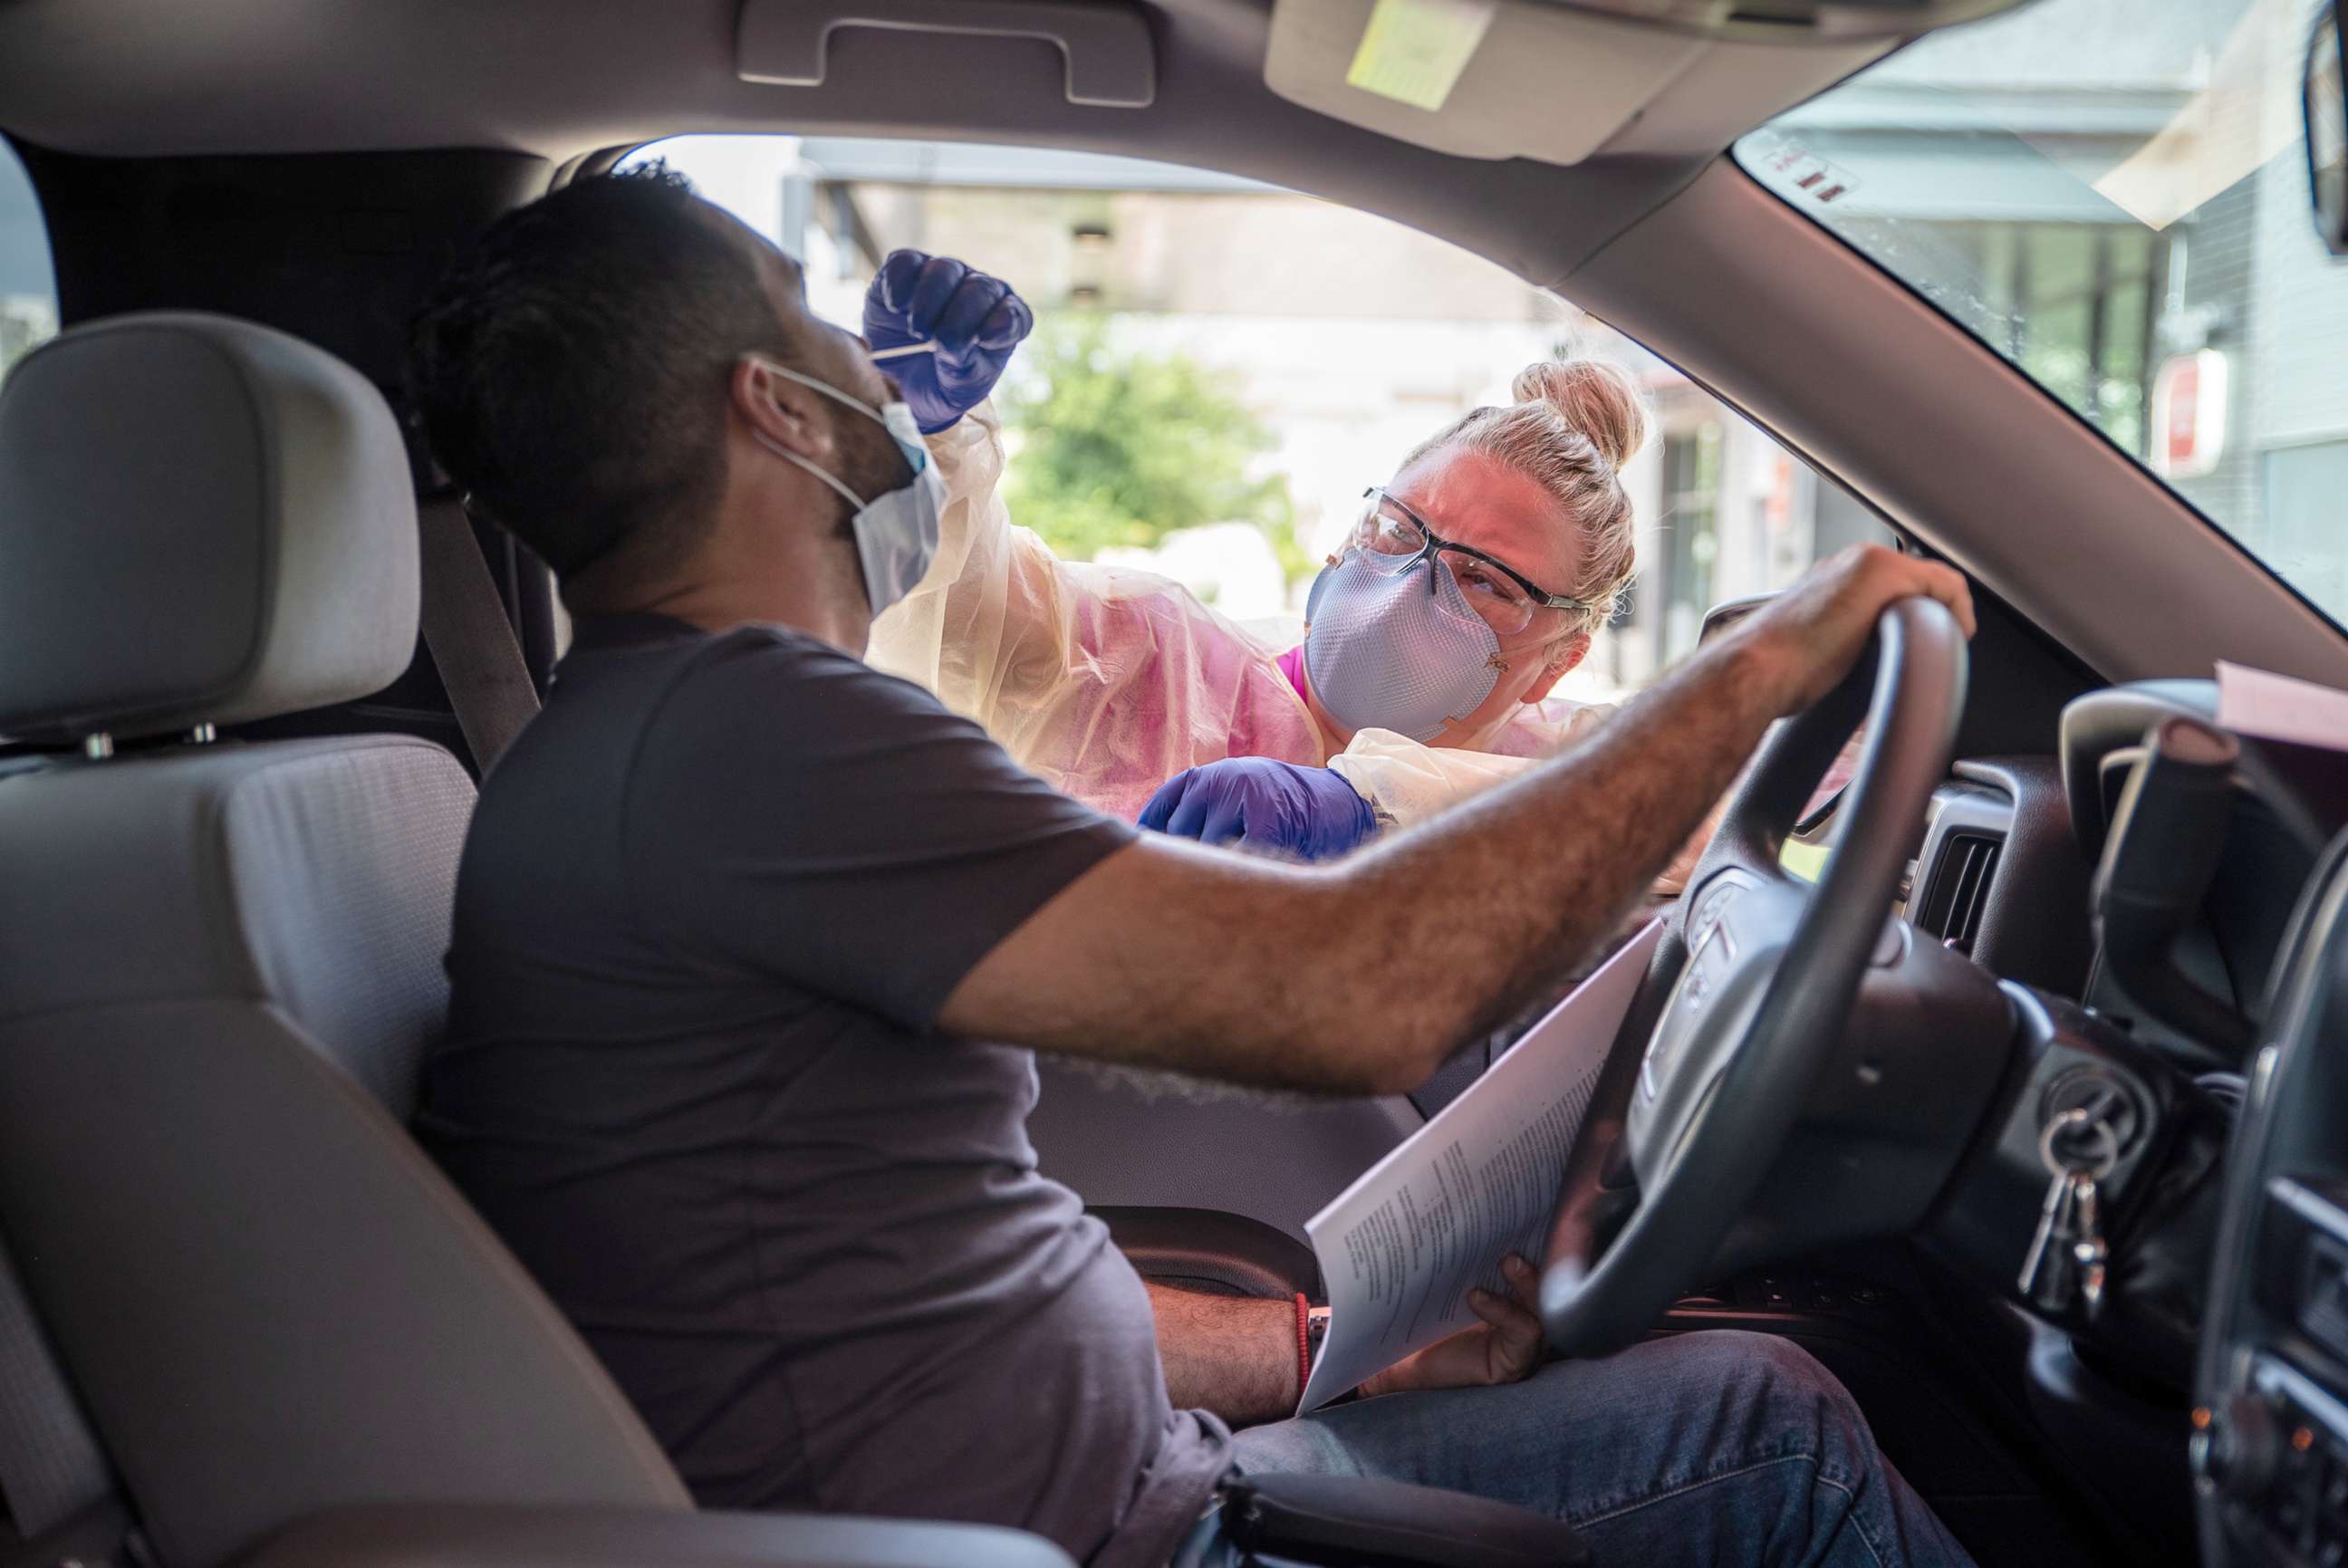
[{"xmin": 1742, "ymin": 0, "xmax": 2348, "ymax": 627}]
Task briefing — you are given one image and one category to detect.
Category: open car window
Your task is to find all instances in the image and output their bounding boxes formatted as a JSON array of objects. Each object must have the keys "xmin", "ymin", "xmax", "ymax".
[
  {"xmin": 1738, "ymin": 0, "xmax": 2348, "ymax": 630},
  {"xmin": 622, "ymin": 134, "xmax": 1891, "ymax": 700}
]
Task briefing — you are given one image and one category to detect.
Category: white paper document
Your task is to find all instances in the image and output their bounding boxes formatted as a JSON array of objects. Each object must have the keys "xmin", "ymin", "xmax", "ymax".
[
  {"xmin": 1297, "ymin": 919, "xmax": 1664, "ymax": 1411},
  {"xmin": 2217, "ymin": 661, "xmax": 2348, "ymax": 753}
]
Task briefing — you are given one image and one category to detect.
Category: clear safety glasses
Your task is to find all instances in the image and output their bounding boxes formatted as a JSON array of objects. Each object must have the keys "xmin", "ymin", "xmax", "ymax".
[{"xmin": 1347, "ymin": 488, "xmax": 1594, "ymax": 638}]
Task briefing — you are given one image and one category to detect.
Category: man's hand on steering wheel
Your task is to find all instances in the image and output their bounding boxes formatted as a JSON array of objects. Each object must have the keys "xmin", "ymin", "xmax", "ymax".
[{"xmin": 1734, "ymin": 544, "xmax": 1977, "ymax": 715}]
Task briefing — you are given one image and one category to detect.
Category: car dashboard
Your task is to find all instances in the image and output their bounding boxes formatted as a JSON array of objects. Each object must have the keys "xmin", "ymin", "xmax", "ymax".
[
  {"xmin": 1799, "ymin": 676, "xmax": 2348, "ymax": 1568},
  {"xmin": 1792, "ymin": 681, "xmax": 2329, "ymax": 1047}
]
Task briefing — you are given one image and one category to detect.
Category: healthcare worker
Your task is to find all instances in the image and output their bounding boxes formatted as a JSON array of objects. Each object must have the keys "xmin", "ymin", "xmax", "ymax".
[{"xmin": 865, "ymin": 249, "xmax": 1646, "ymax": 864}]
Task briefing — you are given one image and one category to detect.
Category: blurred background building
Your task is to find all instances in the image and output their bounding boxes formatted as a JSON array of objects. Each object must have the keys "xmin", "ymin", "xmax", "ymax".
[{"xmin": 1757, "ymin": 0, "xmax": 2348, "ymax": 623}]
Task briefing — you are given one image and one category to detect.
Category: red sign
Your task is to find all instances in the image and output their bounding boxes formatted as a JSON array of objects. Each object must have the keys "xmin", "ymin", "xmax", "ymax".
[{"xmin": 2151, "ymin": 351, "xmax": 2228, "ymax": 481}]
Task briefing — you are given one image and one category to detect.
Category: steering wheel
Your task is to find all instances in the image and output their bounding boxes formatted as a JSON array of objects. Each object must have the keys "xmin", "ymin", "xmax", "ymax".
[{"xmin": 1538, "ymin": 598, "xmax": 1968, "ymax": 1356}]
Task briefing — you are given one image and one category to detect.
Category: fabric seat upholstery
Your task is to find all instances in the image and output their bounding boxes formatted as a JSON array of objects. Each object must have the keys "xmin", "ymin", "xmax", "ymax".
[
  {"xmin": 0, "ymin": 734, "xmax": 474, "ymax": 1115},
  {"xmin": 0, "ymin": 313, "xmax": 692, "ymax": 1568}
]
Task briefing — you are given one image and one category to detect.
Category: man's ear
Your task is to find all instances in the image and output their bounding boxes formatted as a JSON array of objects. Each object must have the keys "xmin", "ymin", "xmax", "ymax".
[
  {"xmin": 732, "ymin": 358, "xmax": 836, "ymax": 466},
  {"xmin": 1520, "ymin": 630, "xmax": 1590, "ymax": 705}
]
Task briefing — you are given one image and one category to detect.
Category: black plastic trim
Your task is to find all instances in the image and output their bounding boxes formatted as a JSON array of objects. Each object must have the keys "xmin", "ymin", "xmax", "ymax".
[{"xmin": 1092, "ymin": 1206, "xmax": 1322, "ymax": 1300}]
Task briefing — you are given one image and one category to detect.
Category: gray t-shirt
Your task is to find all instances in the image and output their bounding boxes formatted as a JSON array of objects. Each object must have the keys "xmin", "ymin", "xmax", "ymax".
[{"xmin": 418, "ymin": 612, "xmax": 1232, "ymax": 1568}]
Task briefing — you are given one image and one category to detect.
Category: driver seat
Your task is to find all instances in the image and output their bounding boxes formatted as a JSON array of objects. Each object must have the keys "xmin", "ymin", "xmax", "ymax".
[{"xmin": 0, "ymin": 313, "xmax": 1070, "ymax": 1568}]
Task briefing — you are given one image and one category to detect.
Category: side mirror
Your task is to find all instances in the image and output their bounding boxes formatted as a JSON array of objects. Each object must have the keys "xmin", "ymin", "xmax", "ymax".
[
  {"xmin": 2309, "ymin": 0, "xmax": 2347, "ymax": 256},
  {"xmin": 1696, "ymin": 593, "xmax": 1774, "ymax": 649}
]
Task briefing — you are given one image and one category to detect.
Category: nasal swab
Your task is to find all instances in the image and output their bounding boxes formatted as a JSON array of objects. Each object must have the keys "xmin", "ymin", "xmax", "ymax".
[{"xmin": 871, "ymin": 340, "xmax": 938, "ymax": 361}]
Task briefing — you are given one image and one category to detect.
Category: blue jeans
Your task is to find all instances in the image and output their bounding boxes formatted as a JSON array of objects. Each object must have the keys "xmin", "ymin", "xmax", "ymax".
[{"xmin": 1179, "ymin": 1330, "xmax": 1976, "ymax": 1568}]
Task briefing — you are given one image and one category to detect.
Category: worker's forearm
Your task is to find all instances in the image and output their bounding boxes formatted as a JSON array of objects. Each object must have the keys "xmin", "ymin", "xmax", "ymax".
[
  {"xmin": 1147, "ymin": 1283, "xmax": 1299, "ymax": 1425},
  {"xmin": 1296, "ymin": 631, "xmax": 1789, "ymax": 1092}
]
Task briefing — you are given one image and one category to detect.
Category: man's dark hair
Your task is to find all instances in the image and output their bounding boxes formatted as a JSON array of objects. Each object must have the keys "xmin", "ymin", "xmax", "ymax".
[{"xmin": 408, "ymin": 165, "xmax": 799, "ymax": 589}]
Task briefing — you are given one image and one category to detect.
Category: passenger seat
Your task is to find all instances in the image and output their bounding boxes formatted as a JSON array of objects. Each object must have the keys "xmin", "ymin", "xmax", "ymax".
[{"xmin": 0, "ymin": 314, "xmax": 1073, "ymax": 1568}]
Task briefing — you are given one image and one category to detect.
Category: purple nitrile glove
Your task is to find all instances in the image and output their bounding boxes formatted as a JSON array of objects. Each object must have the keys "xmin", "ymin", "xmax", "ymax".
[
  {"xmin": 862, "ymin": 249, "xmax": 1034, "ymax": 435},
  {"xmin": 1139, "ymin": 757, "xmax": 1379, "ymax": 862}
]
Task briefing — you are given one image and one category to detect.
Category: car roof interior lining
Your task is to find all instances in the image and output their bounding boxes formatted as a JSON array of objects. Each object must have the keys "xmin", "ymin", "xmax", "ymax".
[{"xmin": 0, "ymin": 0, "xmax": 1884, "ymax": 166}]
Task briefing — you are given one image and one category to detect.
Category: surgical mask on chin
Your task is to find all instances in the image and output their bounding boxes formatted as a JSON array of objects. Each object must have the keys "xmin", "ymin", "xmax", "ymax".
[
  {"xmin": 1303, "ymin": 549, "xmax": 1504, "ymax": 743},
  {"xmin": 746, "ymin": 356, "xmax": 946, "ymax": 616}
]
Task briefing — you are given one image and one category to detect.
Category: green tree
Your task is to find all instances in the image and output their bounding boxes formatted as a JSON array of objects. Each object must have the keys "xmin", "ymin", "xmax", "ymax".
[{"xmin": 998, "ymin": 316, "xmax": 1307, "ymax": 578}]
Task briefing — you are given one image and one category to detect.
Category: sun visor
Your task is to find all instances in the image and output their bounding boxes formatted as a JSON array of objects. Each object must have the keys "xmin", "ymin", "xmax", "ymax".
[{"xmin": 1265, "ymin": 0, "xmax": 1709, "ymax": 164}]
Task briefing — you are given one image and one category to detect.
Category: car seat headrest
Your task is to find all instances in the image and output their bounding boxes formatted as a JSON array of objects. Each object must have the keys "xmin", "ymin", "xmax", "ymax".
[{"xmin": 0, "ymin": 312, "xmax": 419, "ymax": 744}]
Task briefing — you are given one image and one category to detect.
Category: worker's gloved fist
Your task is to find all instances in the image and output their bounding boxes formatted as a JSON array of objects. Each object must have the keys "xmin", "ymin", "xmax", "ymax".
[
  {"xmin": 1140, "ymin": 758, "xmax": 1378, "ymax": 862},
  {"xmin": 863, "ymin": 249, "xmax": 1034, "ymax": 435}
]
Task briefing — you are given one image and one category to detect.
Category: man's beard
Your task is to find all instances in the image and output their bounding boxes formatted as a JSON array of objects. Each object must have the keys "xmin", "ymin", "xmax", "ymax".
[{"xmin": 829, "ymin": 409, "xmax": 914, "ymax": 538}]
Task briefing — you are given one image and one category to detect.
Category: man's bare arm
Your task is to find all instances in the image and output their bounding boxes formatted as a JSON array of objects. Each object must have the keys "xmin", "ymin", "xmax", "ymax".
[
  {"xmin": 1147, "ymin": 1285, "xmax": 1297, "ymax": 1425},
  {"xmin": 938, "ymin": 545, "xmax": 1972, "ymax": 1096}
]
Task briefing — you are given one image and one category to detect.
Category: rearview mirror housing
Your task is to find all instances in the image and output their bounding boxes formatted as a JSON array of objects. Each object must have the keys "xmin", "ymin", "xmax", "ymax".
[{"xmin": 2309, "ymin": 0, "xmax": 2347, "ymax": 256}]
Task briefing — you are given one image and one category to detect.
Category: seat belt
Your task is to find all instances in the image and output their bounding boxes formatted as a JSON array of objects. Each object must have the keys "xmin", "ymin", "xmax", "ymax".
[
  {"xmin": 0, "ymin": 1234, "xmax": 111, "ymax": 1543},
  {"xmin": 416, "ymin": 495, "xmax": 542, "ymax": 774}
]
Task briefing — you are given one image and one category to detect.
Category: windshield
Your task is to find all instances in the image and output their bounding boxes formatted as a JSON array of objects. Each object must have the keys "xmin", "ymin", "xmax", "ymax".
[{"xmin": 1739, "ymin": 0, "xmax": 2348, "ymax": 626}]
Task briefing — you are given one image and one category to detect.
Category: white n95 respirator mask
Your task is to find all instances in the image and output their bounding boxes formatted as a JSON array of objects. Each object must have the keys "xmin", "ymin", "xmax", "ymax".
[
  {"xmin": 746, "ymin": 356, "xmax": 946, "ymax": 616},
  {"xmin": 1303, "ymin": 548, "xmax": 1503, "ymax": 743}
]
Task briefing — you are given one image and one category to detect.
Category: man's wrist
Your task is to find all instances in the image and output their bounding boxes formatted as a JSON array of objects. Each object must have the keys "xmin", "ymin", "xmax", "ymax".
[{"xmin": 1708, "ymin": 623, "xmax": 1804, "ymax": 721}]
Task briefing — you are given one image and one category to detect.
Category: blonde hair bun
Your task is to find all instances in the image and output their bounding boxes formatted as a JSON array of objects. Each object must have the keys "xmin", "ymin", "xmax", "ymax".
[
  {"xmin": 1399, "ymin": 355, "xmax": 1646, "ymax": 630},
  {"xmin": 1510, "ymin": 359, "xmax": 1650, "ymax": 470}
]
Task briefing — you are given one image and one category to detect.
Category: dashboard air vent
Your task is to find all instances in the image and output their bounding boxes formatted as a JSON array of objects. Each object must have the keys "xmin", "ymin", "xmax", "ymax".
[{"xmin": 1915, "ymin": 832, "xmax": 2002, "ymax": 954}]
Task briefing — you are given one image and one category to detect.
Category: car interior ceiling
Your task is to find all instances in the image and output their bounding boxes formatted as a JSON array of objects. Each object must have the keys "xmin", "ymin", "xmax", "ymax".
[{"xmin": 5, "ymin": 3, "xmax": 2348, "ymax": 1568}]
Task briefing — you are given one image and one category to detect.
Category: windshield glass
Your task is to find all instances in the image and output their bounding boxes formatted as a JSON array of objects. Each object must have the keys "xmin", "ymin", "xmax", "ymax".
[{"xmin": 1739, "ymin": 0, "xmax": 2348, "ymax": 625}]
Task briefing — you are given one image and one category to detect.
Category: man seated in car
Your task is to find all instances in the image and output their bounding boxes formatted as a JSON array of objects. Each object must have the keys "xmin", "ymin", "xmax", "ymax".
[{"xmin": 406, "ymin": 166, "xmax": 1978, "ymax": 1568}]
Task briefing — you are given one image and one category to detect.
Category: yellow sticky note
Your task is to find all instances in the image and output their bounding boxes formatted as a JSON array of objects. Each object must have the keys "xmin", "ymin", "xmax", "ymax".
[
  {"xmin": 1778, "ymin": 839, "xmax": 1831, "ymax": 884},
  {"xmin": 1344, "ymin": 0, "xmax": 1498, "ymax": 112}
]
